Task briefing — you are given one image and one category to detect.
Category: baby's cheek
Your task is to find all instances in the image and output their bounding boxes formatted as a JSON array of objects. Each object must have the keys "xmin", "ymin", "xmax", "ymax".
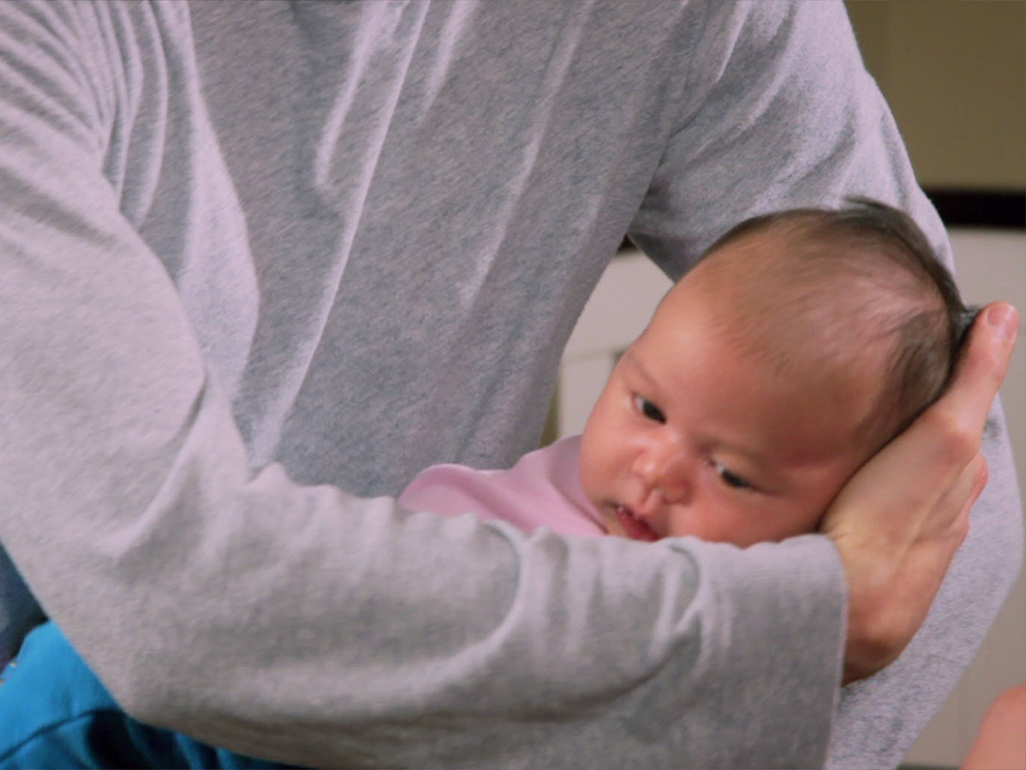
[
  {"xmin": 673, "ymin": 497, "xmax": 758, "ymax": 546},
  {"xmin": 578, "ymin": 455, "xmax": 608, "ymax": 509}
]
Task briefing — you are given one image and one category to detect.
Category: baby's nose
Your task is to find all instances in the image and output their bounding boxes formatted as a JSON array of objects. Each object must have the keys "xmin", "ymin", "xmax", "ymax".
[{"xmin": 633, "ymin": 441, "xmax": 691, "ymax": 505}]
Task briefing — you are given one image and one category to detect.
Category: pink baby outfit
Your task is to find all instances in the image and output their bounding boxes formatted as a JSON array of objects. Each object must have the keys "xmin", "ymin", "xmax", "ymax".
[{"xmin": 399, "ymin": 436, "xmax": 606, "ymax": 537}]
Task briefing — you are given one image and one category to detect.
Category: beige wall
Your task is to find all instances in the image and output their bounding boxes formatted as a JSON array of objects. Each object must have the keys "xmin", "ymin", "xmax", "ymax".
[{"xmin": 846, "ymin": 0, "xmax": 1025, "ymax": 190}]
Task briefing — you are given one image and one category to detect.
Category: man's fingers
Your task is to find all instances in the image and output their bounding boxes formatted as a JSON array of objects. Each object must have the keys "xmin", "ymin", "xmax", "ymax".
[
  {"xmin": 876, "ymin": 302, "xmax": 1018, "ymax": 497},
  {"xmin": 935, "ymin": 302, "xmax": 1018, "ymax": 443}
]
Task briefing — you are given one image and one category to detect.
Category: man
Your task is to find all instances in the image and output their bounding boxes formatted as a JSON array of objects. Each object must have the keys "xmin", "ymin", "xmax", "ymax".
[{"xmin": 0, "ymin": 2, "xmax": 1020, "ymax": 767}]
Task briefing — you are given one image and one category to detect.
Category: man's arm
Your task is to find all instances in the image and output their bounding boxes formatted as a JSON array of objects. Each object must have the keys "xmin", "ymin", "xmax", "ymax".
[
  {"xmin": 626, "ymin": 2, "xmax": 1023, "ymax": 766},
  {"xmin": 0, "ymin": 4, "xmax": 847, "ymax": 767},
  {"xmin": 830, "ymin": 308, "xmax": 1023, "ymax": 768},
  {"xmin": 825, "ymin": 304, "xmax": 1019, "ymax": 683},
  {"xmin": 0, "ymin": 2, "xmax": 1014, "ymax": 768}
]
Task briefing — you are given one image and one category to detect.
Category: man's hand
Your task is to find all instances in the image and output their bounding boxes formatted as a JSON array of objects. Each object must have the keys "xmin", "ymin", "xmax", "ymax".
[{"xmin": 821, "ymin": 302, "xmax": 1019, "ymax": 684}]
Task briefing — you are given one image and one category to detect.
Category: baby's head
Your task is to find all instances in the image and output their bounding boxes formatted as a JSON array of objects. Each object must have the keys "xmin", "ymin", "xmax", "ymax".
[{"xmin": 580, "ymin": 200, "xmax": 969, "ymax": 545}]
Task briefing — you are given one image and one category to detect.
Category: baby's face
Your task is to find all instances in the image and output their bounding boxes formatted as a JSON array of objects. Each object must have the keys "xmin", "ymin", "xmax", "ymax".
[{"xmin": 578, "ymin": 273, "xmax": 881, "ymax": 547}]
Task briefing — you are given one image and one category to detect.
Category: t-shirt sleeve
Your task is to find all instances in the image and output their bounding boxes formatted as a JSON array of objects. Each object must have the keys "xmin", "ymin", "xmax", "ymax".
[
  {"xmin": 0, "ymin": 3, "xmax": 849, "ymax": 768},
  {"xmin": 629, "ymin": 0, "xmax": 950, "ymax": 277},
  {"xmin": 628, "ymin": 3, "xmax": 1025, "ymax": 767}
]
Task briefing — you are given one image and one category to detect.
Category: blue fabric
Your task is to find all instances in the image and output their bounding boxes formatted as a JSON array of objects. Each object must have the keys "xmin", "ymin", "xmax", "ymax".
[{"xmin": 0, "ymin": 622, "xmax": 289, "ymax": 769}]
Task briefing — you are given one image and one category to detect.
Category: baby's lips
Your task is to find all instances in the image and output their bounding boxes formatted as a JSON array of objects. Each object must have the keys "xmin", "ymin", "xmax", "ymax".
[{"xmin": 615, "ymin": 504, "xmax": 660, "ymax": 542}]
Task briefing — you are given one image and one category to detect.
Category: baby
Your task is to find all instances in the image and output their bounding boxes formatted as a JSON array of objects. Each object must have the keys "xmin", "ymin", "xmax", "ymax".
[
  {"xmin": 405, "ymin": 197, "xmax": 969, "ymax": 547},
  {"xmin": 0, "ymin": 200, "xmax": 971, "ymax": 768}
]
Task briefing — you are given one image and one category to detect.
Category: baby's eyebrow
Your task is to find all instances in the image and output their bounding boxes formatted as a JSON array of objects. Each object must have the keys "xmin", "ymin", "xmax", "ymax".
[{"xmin": 621, "ymin": 348, "xmax": 660, "ymax": 389}]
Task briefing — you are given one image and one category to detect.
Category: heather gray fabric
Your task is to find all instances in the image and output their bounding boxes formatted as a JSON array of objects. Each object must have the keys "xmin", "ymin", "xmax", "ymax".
[{"xmin": 0, "ymin": 1, "xmax": 1020, "ymax": 768}]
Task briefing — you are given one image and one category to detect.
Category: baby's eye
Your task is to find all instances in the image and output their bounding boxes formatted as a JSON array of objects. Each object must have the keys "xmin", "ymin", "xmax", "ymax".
[
  {"xmin": 713, "ymin": 462, "xmax": 752, "ymax": 490},
  {"xmin": 633, "ymin": 395, "xmax": 666, "ymax": 424}
]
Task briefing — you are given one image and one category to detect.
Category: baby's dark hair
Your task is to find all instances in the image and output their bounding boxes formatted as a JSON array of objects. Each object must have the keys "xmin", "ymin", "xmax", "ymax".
[{"xmin": 697, "ymin": 198, "xmax": 973, "ymax": 453}]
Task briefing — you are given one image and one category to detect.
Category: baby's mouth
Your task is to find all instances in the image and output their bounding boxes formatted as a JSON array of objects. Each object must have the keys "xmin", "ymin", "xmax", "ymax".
[{"xmin": 613, "ymin": 504, "xmax": 659, "ymax": 542}]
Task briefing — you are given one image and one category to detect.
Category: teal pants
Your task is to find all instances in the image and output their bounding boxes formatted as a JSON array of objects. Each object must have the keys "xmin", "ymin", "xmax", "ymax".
[{"xmin": 0, "ymin": 622, "xmax": 291, "ymax": 769}]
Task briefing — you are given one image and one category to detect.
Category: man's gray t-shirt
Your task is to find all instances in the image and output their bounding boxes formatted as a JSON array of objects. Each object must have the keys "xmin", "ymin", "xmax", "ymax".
[{"xmin": 0, "ymin": 1, "xmax": 1021, "ymax": 768}]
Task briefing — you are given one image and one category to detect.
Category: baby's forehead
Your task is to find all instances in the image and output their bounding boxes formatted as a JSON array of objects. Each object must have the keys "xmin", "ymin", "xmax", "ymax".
[
  {"xmin": 687, "ymin": 231, "xmax": 903, "ymax": 345},
  {"xmin": 651, "ymin": 275, "xmax": 891, "ymax": 441},
  {"xmin": 675, "ymin": 205, "xmax": 960, "ymax": 460}
]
